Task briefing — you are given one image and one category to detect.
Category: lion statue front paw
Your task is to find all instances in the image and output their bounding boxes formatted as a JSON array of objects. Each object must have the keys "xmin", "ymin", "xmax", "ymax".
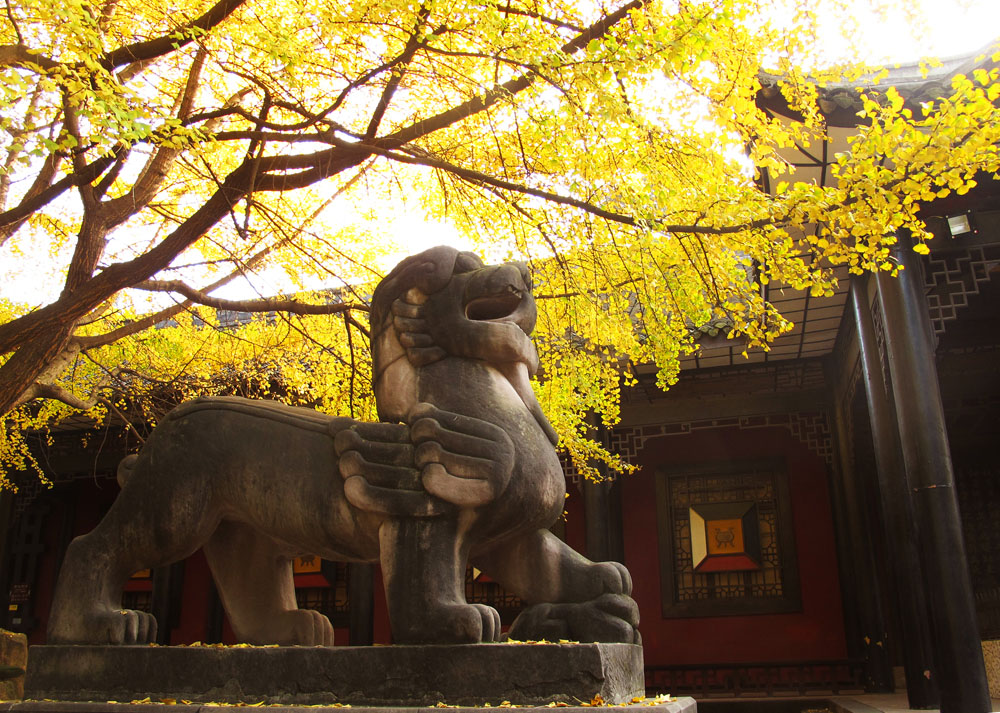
[{"xmin": 506, "ymin": 593, "xmax": 641, "ymax": 645}]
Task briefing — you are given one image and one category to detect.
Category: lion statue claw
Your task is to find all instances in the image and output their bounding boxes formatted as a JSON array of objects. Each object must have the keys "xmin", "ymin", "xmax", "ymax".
[{"xmin": 47, "ymin": 246, "xmax": 640, "ymax": 647}]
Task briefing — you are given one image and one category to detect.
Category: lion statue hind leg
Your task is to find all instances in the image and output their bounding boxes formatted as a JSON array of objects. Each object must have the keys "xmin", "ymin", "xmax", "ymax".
[{"xmin": 203, "ymin": 521, "xmax": 334, "ymax": 646}]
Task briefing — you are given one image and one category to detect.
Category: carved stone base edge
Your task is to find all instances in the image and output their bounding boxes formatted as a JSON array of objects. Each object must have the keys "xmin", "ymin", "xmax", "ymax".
[{"xmin": 24, "ymin": 643, "xmax": 647, "ymax": 707}]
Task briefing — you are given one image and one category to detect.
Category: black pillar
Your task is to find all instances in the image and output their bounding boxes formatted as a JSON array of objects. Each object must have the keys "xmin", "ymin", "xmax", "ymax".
[
  {"xmin": 582, "ymin": 422, "xmax": 625, "ymax": 564},
  {"xmin": 851, "ymin": 276, "xmax": 940, "ymax": 708},
  {"xmin": 151, "ymin": 560, "xmax": 185, "ymax": 646},
  {"xmin": 828, "ymin": 399, "xmax": 894, "ymax": 692},
  {"xmin": 347, "ymin": 562, "xmax": 374, "ymax": 646},
  {"xmin": 205, "ymin": 582, "xmax": 225, "ymax": 644},
  {"xmin": 875, "ymin": 232, "xmax": 991, "ymax": 713},
  {"xmin": 820, "ymin": 419, "xmax": 864, "ymax": 661},
  {"xmin": 583, "ymin": 478, "xmax": 611, "ymax": 563}
]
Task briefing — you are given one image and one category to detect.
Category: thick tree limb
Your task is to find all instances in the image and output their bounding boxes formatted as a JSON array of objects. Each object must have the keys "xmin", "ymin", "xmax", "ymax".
[
  {"xmin": 364, "ymin": 8, "xmax": 431, "ymax": 141},
  {"xmin": 3, "ymin": 148, "xmax": 368, "ymax": 359},
  {"xmin": 0, "ymin": 151, "xmax": 62, "ymax": 246},
  {"xmin": 76, "ymin": 244, "xmax": 273, "ymax": 350},
  {"xmin": 2, "ymin": 0, "xmax": 243, "ymax": 90},
  {"xmin": 239, "ymin": 0, "xmax": 651, "ymax": 195},
  {"xmin": 0, "ymin": 175, "xmax": 238, "ymax": 357},
  {"xmin": 0, "ymin": 43, "xmax": 57, "ymax": 70},
  {"xmin": 0, "ymin": 326, "xmax": 76, "ymax": 414},
  {"xmin": 63, "ymin": 89, "xmax": 111, "ymax": 295},
  {"xmin": 161, "ymin": 0, "xmax": 653, "ymax": 193},
  {"xmin": 79, "ymin": 162, "xmax": 373, "ymax": 352}
]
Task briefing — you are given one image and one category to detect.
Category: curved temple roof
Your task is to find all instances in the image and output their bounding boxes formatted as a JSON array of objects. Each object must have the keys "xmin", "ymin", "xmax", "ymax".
[{"xmin": 673, "ymin": 38, "xmax": 1000, "ymax": 373}]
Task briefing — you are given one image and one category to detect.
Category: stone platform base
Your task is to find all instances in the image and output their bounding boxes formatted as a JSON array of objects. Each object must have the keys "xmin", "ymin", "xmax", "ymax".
[
  {"xmin": 1, "ymin": 702, "xmax": 696, "ymax": 713},
  {"xmin": 25, "ymin": 643, "xmax": 645, "ymax": 707}
]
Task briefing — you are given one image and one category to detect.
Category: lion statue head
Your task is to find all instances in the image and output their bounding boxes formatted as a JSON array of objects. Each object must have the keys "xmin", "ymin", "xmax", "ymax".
[{"xmin": 369, "ymin": 246, "xmax": 556, "ymax": 444}]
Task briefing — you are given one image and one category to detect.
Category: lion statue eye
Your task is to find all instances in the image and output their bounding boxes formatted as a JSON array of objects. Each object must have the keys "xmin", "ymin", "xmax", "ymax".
[{"xmin": 454, "ymin": 252, "xmax": 485, "ymax": 274}]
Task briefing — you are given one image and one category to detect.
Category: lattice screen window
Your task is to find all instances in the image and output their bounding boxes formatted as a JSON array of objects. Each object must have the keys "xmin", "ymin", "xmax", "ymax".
[
  {"xmin": 654, "ymin": 459, "xmax": 801, "ymax": 618},
  {"xmin": 466, "ymin": 566, "xmax": 523, "ymax": 623},
  {"xmin": 121, "ymin": 590, "xmax": 153, "ymax": 614},
  {"xmin": 295, "ymin": 561, "xmax": 350, "ymax": 627}
]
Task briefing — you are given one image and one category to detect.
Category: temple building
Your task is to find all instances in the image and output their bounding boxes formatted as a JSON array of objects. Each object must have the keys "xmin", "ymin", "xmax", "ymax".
[{"xmin": 2, "ymin": 45, "xmax": 998, "ymax": 712}]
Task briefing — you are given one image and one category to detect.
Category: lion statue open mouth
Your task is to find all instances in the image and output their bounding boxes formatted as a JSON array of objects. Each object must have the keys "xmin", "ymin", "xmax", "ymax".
[{"xmin": 47, "ymin": 246, "xmax": 639, "ymax": 647}]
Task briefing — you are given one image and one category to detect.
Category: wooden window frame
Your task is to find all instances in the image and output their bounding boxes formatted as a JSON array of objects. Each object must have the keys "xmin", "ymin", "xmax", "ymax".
[{"xmin": 654, "ymin": 457, "xmax": 802, "ymax": 618}]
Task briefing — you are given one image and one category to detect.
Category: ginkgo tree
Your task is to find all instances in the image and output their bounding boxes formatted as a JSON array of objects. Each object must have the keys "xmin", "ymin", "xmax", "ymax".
[{"xmin": 1, "ymin": 0, "xmax": 999, "ymax": 486}]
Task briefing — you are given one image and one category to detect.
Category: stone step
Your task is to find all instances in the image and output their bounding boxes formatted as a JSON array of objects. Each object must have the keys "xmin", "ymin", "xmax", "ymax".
[{"xmin": 25, "ymin": 643, "xmax": 646, "ymax": 707}]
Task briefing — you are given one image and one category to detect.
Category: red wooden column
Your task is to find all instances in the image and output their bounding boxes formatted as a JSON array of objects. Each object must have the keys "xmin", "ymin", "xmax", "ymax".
[
  {"xmin": 874, "ymin": 232, "xmax": 990, "ymax": 713},
  {"xmin": 850, "ymin": 276, "xmax": 939, "ymax": 708}
]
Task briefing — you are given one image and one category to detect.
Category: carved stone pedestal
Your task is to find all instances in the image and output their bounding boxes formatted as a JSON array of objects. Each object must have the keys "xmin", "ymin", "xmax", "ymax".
[{"xmin": 25, "ymin": 643, "xmax": 652, "ymax": 707}]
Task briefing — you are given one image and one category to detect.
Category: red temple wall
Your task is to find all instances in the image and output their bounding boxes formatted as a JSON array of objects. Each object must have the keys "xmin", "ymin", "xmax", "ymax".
[{"xmin": 621, "ymin": 425, "xmax": 847, "ymax": 666}]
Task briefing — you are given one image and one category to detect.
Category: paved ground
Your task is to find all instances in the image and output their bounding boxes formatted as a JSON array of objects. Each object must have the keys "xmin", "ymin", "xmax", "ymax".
[
  {"xmin": 1, "ymin": 696, "xmax": 998, "ymax": 712},
  {"xmin": 688, "ymin": 693, "xmax": 1000, "ymax": 712}
]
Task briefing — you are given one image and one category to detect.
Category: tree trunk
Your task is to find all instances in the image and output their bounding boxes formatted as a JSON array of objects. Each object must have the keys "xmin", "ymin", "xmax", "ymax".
[{"xmin": 0, "ymin": 326, "xmax": 75, "ymax": 415}]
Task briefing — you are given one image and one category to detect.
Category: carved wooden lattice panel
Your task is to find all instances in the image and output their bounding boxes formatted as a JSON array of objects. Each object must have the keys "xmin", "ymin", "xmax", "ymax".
[
  {"xmin": 954, "ymin": 461, "xmax": 1000, "ymax": 638},
  {"xmin": 295, "ymin": 561, "xmax": 350, "ymax": 627},
  {"xmin": 655, "ymin": 459, "xmax": 801, "ymax": 618},
  {"xmin": 923, "ymin": 245, "xmax": 1000, "ymax": 335},
  {"xmin": 465, "ymin": 566, "xmax": 523, "ymax": 626},
  {"xmin": 610, "ymin": 413, "xmax": 833, "ymax": 470},
  {"xmin": 121, "ymin": 590, "xmax": 153, "ymax": 614}
]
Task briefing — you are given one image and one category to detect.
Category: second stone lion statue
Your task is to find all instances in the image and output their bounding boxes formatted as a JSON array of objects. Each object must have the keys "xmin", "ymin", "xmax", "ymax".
[{"xmin": 48, "ymin": 246, "xmax": 640, "ymax": 646}]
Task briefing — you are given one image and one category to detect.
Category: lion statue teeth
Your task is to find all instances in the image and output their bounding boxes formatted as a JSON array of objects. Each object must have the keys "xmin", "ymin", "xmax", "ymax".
[{"xmin": 47, "ymin": 246, "xmax": 640, "ymax": 647}]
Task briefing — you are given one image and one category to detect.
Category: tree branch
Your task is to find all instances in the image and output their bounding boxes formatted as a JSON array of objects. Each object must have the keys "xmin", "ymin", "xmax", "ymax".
[
  {"xmin": 382, "ymin": 0, "xmax": 649, "ymax": 148},
  {"xmin": 0, "ymin": 151, "xmax": 62, "ymax": 246},
  {"xmin": 0, "ymin": 149, "xmax": 118, "ymax": 234},
  {"xmin": 491, "ymin": 2, "xmax": 583, "ymax": 32},
  {"xmin": 365, "ymin": 7, "xmax": 431, "ymax": 140},
  {"xmin": 15, "ymin": 380, "xmax": 108, "ymax": 411},
  {"xmin": 60, "ymin": 91, "xmax": 95, "ymax": 208},
  {"xmin": 4, "ymin": 0, "xmax": 23, "ymax": 44},
  {"xmin": 76, "ymin": 167, "xmax": 372, "ymax": 351},
  {"xmin": 338, "ymin": 137, "xmax": 776, "ymax": 235},
  {"xmin": 101, "ymin": 0, "xmax": 247, "ymax": 69},
  {"xmin": 132, "ymin": 279, "xmax": 367, "ymax": 316},
  {"xmin": 103, "ymin": 47, "xmax": 207, "ymax": 227}
]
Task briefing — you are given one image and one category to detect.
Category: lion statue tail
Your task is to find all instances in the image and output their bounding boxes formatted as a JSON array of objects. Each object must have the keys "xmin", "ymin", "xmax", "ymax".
[{"xmin": 117, "ymin": 454, "xmax": 138, "ymax": 488}]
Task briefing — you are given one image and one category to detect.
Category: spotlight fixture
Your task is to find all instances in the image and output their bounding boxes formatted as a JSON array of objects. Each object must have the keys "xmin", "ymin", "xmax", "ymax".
[{"xmin": 946, "ymin": 212, "xmax": 975, "ymax": 237}]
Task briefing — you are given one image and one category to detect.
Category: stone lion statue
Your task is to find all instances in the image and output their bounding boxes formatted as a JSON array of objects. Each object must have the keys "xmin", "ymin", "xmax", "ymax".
[{"xmin": 48, "ymin": 246, "xmax": 639, "ymax": 647}]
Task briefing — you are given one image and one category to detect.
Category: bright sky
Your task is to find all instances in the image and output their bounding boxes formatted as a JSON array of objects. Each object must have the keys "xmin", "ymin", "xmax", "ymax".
[
  {"xmin": 2, "ymin": 0, "xmax": 999, "ymax": 306},
  {"xmin": 843, "ymin": 0, "xmax": 1000, "ymax": 64}
]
